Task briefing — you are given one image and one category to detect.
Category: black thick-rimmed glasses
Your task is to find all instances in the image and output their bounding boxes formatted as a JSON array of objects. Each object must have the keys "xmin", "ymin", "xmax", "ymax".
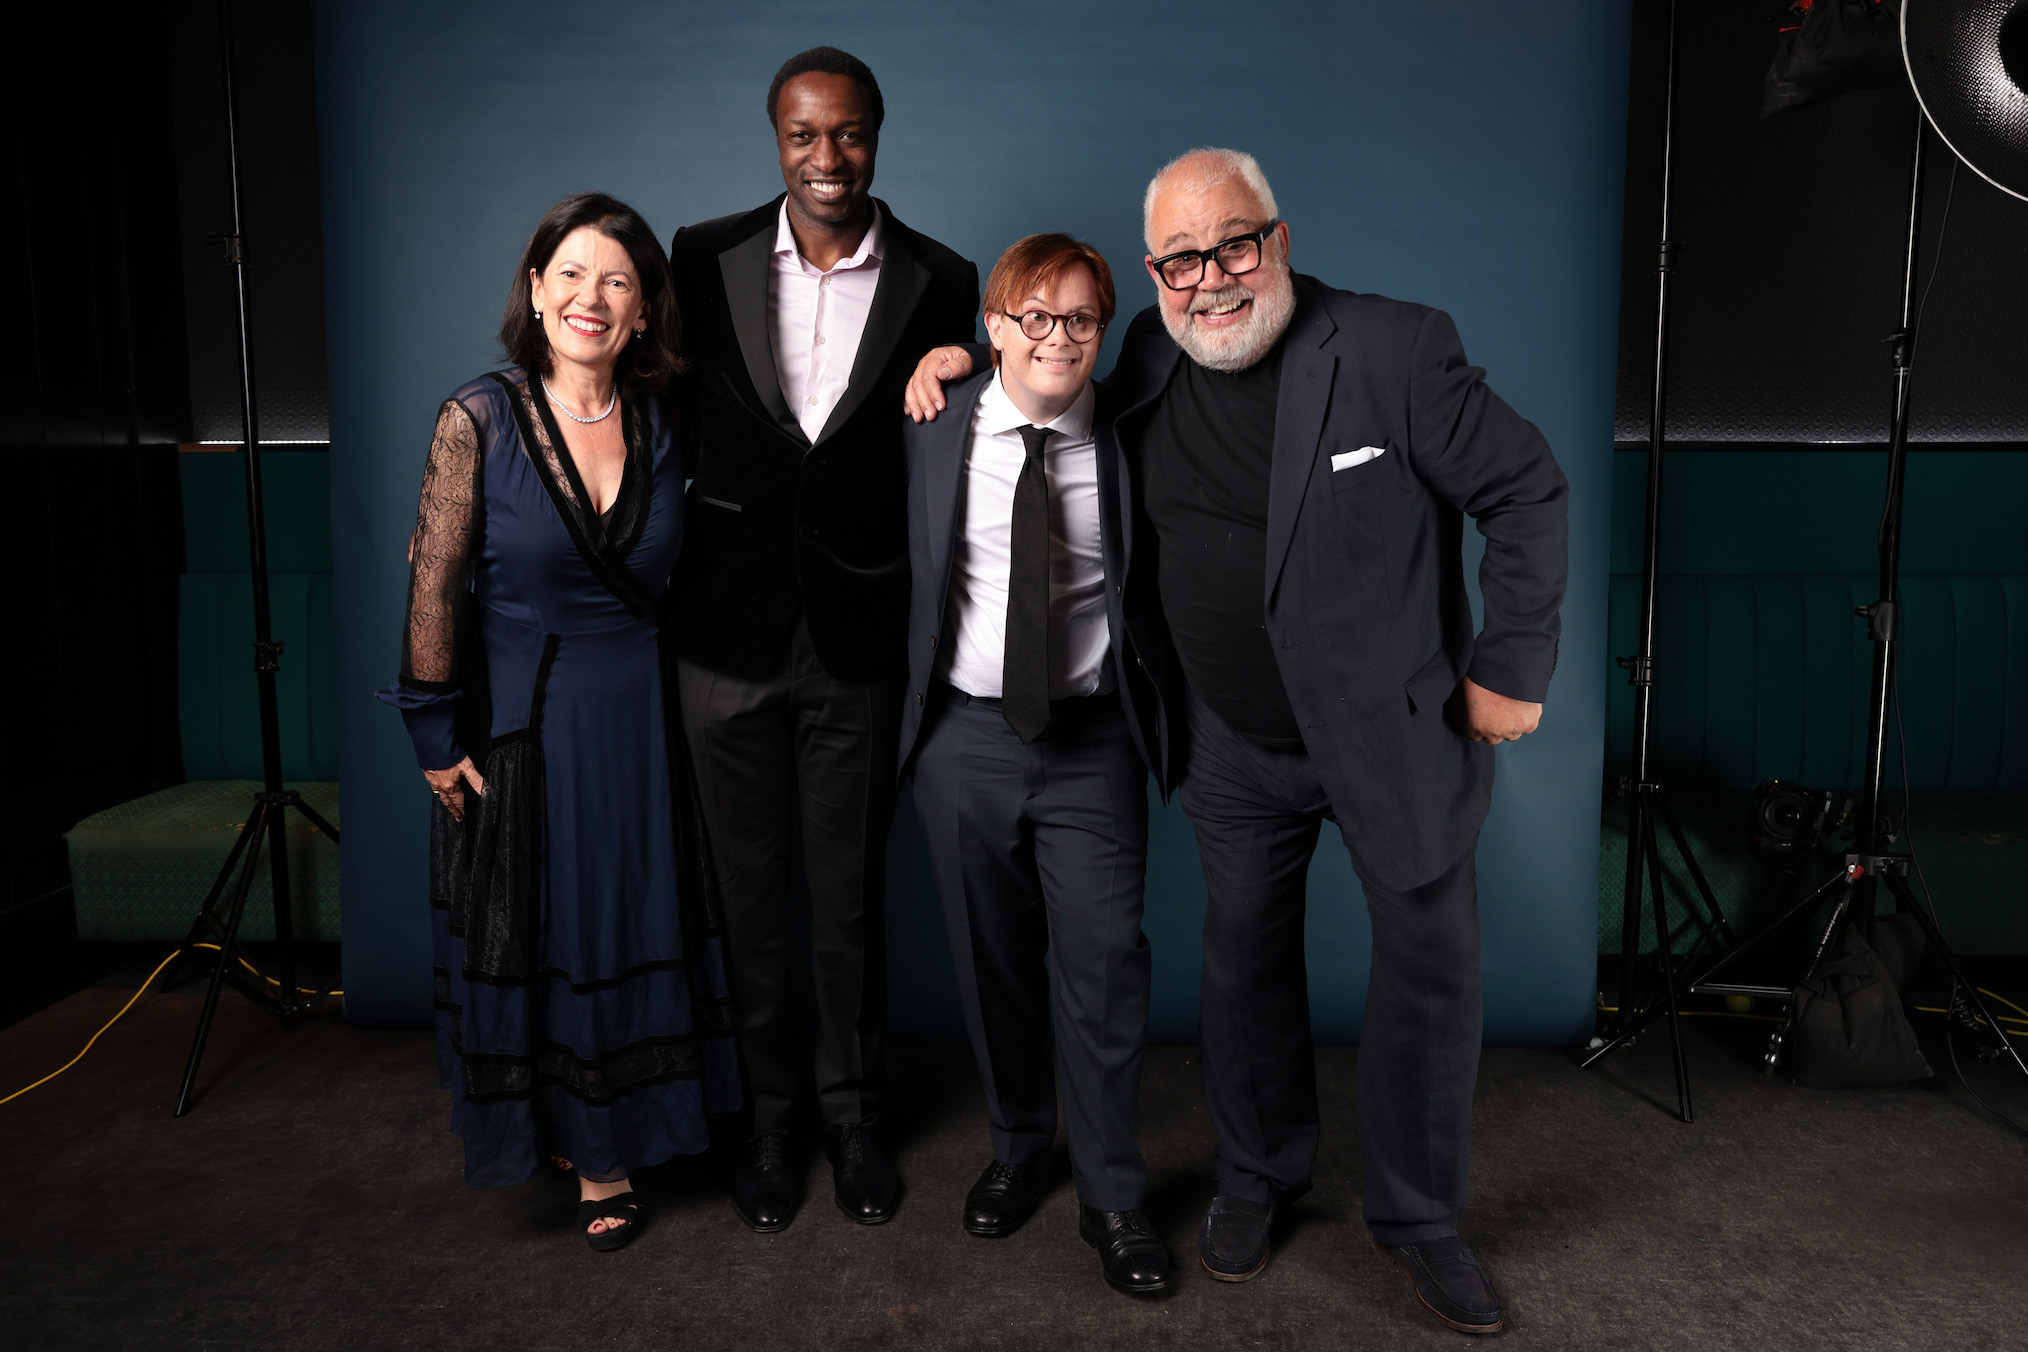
[
  {"xmin": 1149, "ymin": 220, "xmax": 1281, "ymax": 290},
  {"xmin": 1001, "ymin": 309, "xmax": 1105, "ymax": 343}
]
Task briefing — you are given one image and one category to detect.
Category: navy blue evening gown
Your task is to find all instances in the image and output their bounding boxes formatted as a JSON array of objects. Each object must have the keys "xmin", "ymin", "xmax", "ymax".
[{"xmin": 379, "ymin": 368, "xmax": 738, "ymax": 1186}]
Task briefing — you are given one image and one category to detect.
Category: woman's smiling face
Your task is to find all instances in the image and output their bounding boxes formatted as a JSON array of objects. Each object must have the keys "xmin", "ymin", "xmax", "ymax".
[{"xmin": 528, "ymin": 226, "xmax": 647, "ymax": 374}]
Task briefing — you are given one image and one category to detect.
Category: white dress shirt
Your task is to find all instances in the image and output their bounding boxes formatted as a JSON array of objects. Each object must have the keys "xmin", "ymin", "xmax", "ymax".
[
  {"xmin": 942, "ymin": 372, "xmax": 1111, "ymax": 700},
  {"xmin": 769, "ymin": 199, "xmax": 884, "ymax": 443}
]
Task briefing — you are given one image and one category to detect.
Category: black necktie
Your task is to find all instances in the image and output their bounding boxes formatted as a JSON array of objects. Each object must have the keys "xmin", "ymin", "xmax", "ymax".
[{"xmin": 1002, "ymin": 424, "xmax": 1053, "ymax": 743}]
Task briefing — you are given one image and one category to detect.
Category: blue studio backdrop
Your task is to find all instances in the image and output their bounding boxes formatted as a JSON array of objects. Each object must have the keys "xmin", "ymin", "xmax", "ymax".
[{"xmin": 318, "ymin": 1, "xmax": 1627, "ymax": 1044}]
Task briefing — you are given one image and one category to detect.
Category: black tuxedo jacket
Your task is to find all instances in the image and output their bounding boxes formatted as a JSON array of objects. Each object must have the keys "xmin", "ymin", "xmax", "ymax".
[
  {"xmin": 1113, "ymin": 275, "xmax": 1569, "ymax": 891},
  {"xmin": 668, "ymin": 196, "xmax": 979, "ymax": 681},
  {"xmin": 895, "ymin": 373, "xmax": 1153, "ymax": 781}
]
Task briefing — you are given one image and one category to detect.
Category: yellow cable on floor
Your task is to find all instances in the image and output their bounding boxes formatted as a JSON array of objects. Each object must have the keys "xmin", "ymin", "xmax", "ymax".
[
  {"xmin": 0, "ymin": 946, "xmax": 342, "ymax": 1108},
  {"xmin": 0, "ymin": 949, "xmax": 182, "ymax": 1107}
]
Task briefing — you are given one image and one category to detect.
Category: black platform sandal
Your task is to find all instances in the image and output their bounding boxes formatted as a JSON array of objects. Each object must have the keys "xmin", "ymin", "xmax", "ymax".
[{"xmin": 578, "ymin": 1191, "xmax": 645, "ymax": 1252}]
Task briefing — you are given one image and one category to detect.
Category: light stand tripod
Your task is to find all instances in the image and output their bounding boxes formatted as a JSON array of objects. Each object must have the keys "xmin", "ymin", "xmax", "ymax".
[
  {"xmin": 1591, "ymin": 0, "xmax": 1740, "ymax": 1125},
  {"xmin": 171, "ymin": 0, "xmax": 340, "ymax": 1118},
  {"xmin": 1585, "ymin": 110, "xmax": 2028, "ymax": 1095}
]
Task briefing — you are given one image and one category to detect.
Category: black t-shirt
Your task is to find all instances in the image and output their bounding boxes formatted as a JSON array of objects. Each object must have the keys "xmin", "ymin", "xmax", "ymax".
[{"xmin": 1138, "ymin": 342, "xmax": 1303, "ymax": 746}]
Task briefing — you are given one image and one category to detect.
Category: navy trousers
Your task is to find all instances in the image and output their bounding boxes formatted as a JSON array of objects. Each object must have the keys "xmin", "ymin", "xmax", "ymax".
[
  {"xmin": 1180, "ymin": 690, "xmax": 1483, "ymax": 1245},
  {"xmin": 910, "ymin": 685, "xmax": 1152, "ymax": 1212}
]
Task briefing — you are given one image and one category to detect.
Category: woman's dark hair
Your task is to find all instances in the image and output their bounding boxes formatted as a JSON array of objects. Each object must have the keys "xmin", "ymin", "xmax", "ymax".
[
  {"xmin": 499, "ymin": 192, "xmax": 685, "ymax": 391},
  {"xmin": 766, "ymin": 46, "xmax": 884, "ymax": 136}
]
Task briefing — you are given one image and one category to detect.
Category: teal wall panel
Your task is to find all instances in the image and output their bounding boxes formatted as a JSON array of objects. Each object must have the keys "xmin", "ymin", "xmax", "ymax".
[{"xmin": 317, "ymin": 1, "xmax": 1632, "ymax": 1043}]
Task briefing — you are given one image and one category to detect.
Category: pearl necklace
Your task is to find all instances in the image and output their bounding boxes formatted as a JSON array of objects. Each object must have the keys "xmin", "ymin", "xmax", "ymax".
[{"xmin": 543, "ymin": 378, "xmax": 617, "ymax": 424}]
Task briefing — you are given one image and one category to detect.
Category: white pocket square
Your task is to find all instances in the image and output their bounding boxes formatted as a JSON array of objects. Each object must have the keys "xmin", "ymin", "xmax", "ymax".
[{"xmin": 1331, "ymin": 445, "xmax": 1386, "ymax": 472}]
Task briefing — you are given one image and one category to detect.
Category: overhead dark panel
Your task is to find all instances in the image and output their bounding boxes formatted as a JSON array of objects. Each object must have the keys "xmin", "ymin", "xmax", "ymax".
[
  {"xmin": 171, "ymin": 0, "xmax": 331, "ymax": 443},
  {"xmin": 1616, "ymin": 3, "xmax": 2028, "ymax": 445}
]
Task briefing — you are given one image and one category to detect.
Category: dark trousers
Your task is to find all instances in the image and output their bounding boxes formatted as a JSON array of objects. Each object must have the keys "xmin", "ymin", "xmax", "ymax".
[
  {"xmin": 910, "ymin": 685, "xmax": 1152, "ymax": 1212},
  {"xmin": 677, "ymin": 618, "xmax": 900, "ymax": 1131},
  {"xmin": 1180, "ymin": 691, "xmax": 1483, "ymax": 1245}
]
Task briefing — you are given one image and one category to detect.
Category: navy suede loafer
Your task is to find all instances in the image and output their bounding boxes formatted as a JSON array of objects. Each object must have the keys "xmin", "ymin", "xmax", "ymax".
[
  {"xmin": 1198, "ymin": 1195, "xmax": 1276, "ymax": 1281},
  {"xmin": 1376, "ymin": 1236, "xmax": 1505, "ymax": 1334}
]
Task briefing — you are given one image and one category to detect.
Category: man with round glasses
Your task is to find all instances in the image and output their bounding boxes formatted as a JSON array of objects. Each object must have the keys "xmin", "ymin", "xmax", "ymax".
[
  {"xmin": 906, "ymin": 148, "xmax": 1568, "ymax": 1335},
  {"xmin": 897, "ymin": 234, "xmax": 1174, "ymax": 1295}
]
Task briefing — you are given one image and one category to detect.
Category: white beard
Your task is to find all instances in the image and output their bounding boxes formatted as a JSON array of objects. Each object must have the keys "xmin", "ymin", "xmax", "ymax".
[{"xmin": 1162, "ymin": 259, "xmax": 1297, "ymax": 373}]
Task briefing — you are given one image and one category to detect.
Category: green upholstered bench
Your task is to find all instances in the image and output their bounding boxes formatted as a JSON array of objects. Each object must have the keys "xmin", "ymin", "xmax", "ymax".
[
  {"xmin": 65, "ymin": 780, "xmax": 340, "ymax": 943},
  {"xmin": 1599, "ymin": 574, "xmax": 2028, "ymax": 954},
  {"xmin": 66, "ymin": 570, "xmax": 340, "ymax": 943}
]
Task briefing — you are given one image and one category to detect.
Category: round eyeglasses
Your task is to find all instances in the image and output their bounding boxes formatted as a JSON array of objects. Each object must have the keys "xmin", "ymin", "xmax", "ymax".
[
  {"xmin": 1149, "ymin": 220, "xmax": 1281, "ymax": 291},
  {"xmin": 1001, "ymin": 310, "xmax": 1104, "ymax": 343}
]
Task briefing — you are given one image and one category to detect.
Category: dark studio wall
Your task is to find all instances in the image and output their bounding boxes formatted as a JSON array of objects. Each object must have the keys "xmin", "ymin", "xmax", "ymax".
[
  {"xmin": 1604, "ymin": 4, "xmax": 2028, "ymax": 799},
  {"xmin": 0, "ymin": 0, "xmax": 334, "ymax": 1026}
]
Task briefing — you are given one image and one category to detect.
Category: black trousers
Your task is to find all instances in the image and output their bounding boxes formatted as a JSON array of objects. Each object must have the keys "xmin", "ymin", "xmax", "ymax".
[
  {"xmin": 910, "ymin": 685, "xmax": 1152, "ymax": 1211},
  {"xmin": 677, "ymin": 618, "xmax": 900, "ymax": 1131},
  {"xmin": 1179, "ymin": 690, "xmax": 1483, "ymax": 1245}
]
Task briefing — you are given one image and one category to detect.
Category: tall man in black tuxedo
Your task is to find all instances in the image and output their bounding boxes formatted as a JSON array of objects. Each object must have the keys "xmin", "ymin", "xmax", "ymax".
[
  {"xmin": 906, "ymin": 149, "xmax": 1567, "ymax": 1334},
  {"xmin": 667, "ymin": 46, "xmax": 978, "ymax": 1233}
]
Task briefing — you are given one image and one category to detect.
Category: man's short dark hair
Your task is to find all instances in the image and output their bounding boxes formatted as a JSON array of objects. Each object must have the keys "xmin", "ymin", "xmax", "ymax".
[{"xmin": 766, "ymin": 46, "xmax": 884, "ymax": 136}]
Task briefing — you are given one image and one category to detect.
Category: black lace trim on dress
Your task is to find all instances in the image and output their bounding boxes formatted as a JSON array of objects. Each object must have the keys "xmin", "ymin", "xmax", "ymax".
[
  {"xmin": 430, "ymin": 636, "xmax": 559, "ymax": 983},
  {"xmin": 483, "ymin": 372, "xmax": 656, "ymax": 620},
  {"xmin": 435, "ymin": 995, "xmax": 705, "ymax": 1105},
  {"xmin": 434, "ymin": 965, "xmax": 736, "ymax": 1030},
  {"xmin": 398, "ymin": 398, "xmax": 484, "ymax": 691}
]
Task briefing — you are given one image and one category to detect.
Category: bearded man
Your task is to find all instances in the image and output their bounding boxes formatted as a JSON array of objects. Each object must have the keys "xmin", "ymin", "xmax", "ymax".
[{"xmin": 905, "ymin": 148, "xmax": 1568, "ymax": 1335}]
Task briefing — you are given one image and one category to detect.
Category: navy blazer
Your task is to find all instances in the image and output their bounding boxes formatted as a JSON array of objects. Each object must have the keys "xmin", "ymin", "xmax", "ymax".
[
  {"xmin": 896, "ymin": 369, "xmax": 1156, "ymax": 782},
  {"xmin": 1112, "ymin": 275, "xmax": 1569, "ymax": 891}
]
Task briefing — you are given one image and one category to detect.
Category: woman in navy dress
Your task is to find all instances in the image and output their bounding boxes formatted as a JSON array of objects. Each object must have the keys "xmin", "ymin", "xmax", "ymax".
[{"xmin": 379, "ymin": 193, "xmax": 737, "ymax": 1250}]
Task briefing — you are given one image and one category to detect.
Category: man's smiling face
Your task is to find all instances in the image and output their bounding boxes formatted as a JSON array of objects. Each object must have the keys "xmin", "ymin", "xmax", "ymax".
[
  {"xmin": 1144, "ymin": 172, "xmax": 1294, "ymax": 373},
  {"xmin": 775, "ymin": 71, "xmax": 877, "ymax": 233}
]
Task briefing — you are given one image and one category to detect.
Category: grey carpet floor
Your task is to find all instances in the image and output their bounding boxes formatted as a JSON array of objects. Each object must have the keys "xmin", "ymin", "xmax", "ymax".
[{"xmin": 1, "ymin": 976, "xmax": 2024, "ymax": 1351}]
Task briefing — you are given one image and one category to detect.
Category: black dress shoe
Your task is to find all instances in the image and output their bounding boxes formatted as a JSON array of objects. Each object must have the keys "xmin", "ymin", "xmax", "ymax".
[
  {"xmin": 963, "ymin": 1160, "xmax": 1041, "ymax": 1237},
  {"xmin": 1198, "ymin": 1194, "xmax": 1275, "ymax": 1281},
  {"xmin": 730, "ymin": 1129, "xmax": 800, "ymax": 1232},
  {"xmin": 825, "ymin": 1118, "xmax": 900, "ymax": 1224},
  {"xmin": 1078, "ymin": 1205, "xmax": 1171, "ymax": 1294},
  {"xmin": 1376, "ymin": 1236, "xmax": 1505, "ymax": 1334}
]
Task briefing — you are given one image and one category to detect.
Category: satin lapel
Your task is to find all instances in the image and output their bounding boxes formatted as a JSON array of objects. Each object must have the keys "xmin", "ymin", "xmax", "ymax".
[
  {"xmin": 814, "ymin": 232, "xmax": 929, "ymax": 447},
  {"xmin": 925, "ymin": 372, "xmax": 991, "ymax": 617},
  {"xmin": 718, "ymin": 221, "xmax": 804, "ymax": 442},
  {"xmin": 1264, "ymin": 293, "xmax": 1340, "ymax": 602}
]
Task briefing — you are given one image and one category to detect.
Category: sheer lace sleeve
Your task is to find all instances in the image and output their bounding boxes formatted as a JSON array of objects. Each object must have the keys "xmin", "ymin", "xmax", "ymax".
[{"xmin": 377, "ymin": 398, "xmax": 482, "ymax": 769}]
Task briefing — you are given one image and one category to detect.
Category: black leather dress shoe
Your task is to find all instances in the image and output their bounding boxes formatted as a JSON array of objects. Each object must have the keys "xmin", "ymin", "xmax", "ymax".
[
  {"xmin": 963, "ymin": 1160, "xmax": 1041, "ymax": 1237},
  {"xmin": 1376, "ymin": 1236, "xmax": 1505, "ymax": 1334},
  {"xmin": 1198, "ymin": 1194, "xmax": 1275, "ymax": 1281},
  {"xmin": 825, "ymin": 1119, "xmax": 900, "ymax": 1224},
  {"xmin": 730, "ymin": 1129, "xmax": 800, "ymax": 1232},
  {"xmin": 1078, "ymin": 1205, "xmax": 1171, "ymax": 1294}
]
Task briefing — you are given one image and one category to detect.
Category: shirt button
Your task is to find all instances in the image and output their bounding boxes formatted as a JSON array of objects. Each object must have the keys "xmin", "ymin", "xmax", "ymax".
[
  {"xmin": 809, "ymin": 396, "xmax": 819, "ymax": 406},
  {"xmin": 816, "ymin": 334, "xmax": 826, "ymax": 345}
]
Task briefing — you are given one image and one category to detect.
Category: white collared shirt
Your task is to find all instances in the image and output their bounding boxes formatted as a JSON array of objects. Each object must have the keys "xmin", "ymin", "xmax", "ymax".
[
  {"xmin": 941, "ymin": 372, "xmax": 1110, "ymax": 700},
  {"xmin": 769, "ymin": 199, "xmax": 883, "ymax": 442}
]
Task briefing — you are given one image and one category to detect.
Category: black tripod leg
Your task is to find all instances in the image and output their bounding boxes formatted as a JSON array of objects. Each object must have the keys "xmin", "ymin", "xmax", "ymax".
[
  {"xmin": 1654, "ymin": 790, "xmax": 1736, "ymax": 948},
  {"xmin": 265, "ymin": 800, "xmax": 298, "ymax": 1007},
  {"xmin": 168, "ymin": 812, "xmax": 260, "ymax": 990},
  {"xmin": 174, "ymin": 800, "xmax": 268, "ymax": 1118},
  {"xmin": 1644, "ymin": 807, "xmax": 1693, "ymax": 1121},
  {"xmin": 1763, "ymin": 887, "xmax": 1853, "ymax": 1076},
  {"xmin": 1886, "ymin": 873, "xmax": 2028, "ymax": 1081},
  {"xmin": 1614, "ymin": 791, "xmax": 1650, "ymax": 1039},
  {"xmin": 289, "ymin": 798, "xmax": 340, "ymax": 845}
]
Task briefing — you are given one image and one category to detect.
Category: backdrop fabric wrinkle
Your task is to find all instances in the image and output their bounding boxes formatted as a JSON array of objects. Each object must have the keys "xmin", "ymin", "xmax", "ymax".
[{"xmin": 317, "ymin": 0, "xmax": 1628, "ymax": 1045}]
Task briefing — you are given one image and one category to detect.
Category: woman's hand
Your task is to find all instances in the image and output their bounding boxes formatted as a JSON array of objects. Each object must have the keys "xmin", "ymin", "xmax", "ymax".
[
  {"xmin": 424, "ymin": 757, "xmax": 486, "ymax": 822},
  {"xmin": 903, "ymin": 346, "xmax": 976, "ymax": 422}
]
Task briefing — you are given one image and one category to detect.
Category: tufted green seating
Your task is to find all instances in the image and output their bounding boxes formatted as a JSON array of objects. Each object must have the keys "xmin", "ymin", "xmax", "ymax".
[
  {"xmin": 1599, "ymin": 573, "xmax": 2028, "ymax": 953},
  {"xmin": 65, "ymin": 568, "xmax": 340, "ymax": 943}
]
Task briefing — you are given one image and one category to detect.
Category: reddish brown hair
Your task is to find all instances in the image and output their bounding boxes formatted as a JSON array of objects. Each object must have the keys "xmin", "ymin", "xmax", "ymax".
[{"xmin": 982, "ymin": 234, "xmax": 1116, "ymax": 367}]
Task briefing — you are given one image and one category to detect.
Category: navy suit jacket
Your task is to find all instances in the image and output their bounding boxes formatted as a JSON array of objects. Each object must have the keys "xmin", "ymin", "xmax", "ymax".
[
  {"xmin": 895, "ymin": 370, "xmax": 1156, "ymax": 782},
  {"xmin": 1112, "ymin": 275, "xmax": 1569, "ymax": 891}
]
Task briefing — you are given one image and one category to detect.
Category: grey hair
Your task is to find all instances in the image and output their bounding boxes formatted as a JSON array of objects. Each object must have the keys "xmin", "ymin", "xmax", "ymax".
[{"xmin": 1143, "ymin": 148, "xmax": 1279, "ymax": 248}]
